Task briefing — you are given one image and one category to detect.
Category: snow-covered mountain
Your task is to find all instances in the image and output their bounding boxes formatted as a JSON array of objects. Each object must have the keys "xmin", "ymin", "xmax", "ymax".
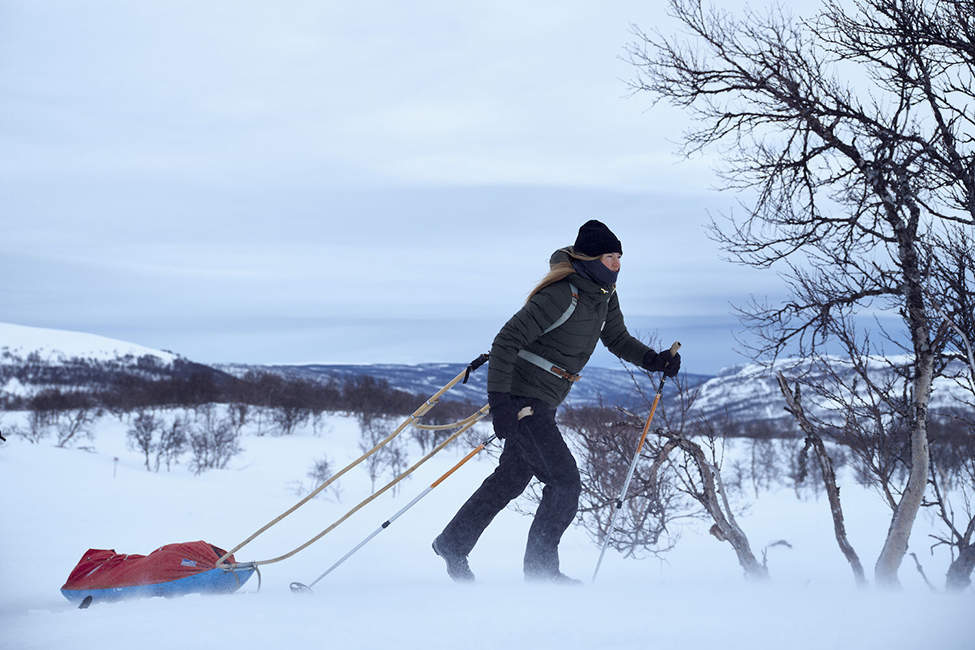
[
  {"xmin": 217, "ymin": 361, "xmax": 713, "ymax": 409},
  {"xmin": 0, "ymin": 322, "xmax": 177, "ymax": 367},
  {"xmin": 690, "ymin": 356, "xmax": 974, "ymax": 423},
  {"xmin": 2, "ymin": 323, "xmax": 972, "ymax": 425},
  {"xmin": 0, "ymin": 322, "xmax": 229, "ymax": 407},
  {"xmin": 2, "ymin": 323, "xmax": 702, "ymax": 410}
]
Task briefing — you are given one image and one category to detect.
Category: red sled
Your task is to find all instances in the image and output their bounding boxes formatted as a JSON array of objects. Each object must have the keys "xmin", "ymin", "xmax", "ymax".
[{"xmin": 61, "ymin": 541, "xmax": 255, "ymax": 605}]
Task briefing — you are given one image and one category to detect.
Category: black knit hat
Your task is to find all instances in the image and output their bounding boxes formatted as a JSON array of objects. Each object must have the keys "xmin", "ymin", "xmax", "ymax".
[{"xmin": 574, "ymin": 219, "xmax": 622, "ymax": 257}]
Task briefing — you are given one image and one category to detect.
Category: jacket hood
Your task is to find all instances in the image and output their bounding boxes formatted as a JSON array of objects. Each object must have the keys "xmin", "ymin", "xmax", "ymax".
[
  {"xmin": 548, "ymin": 246, "xmax": 600, "ymax": 267},
  {"xmin": 549, "ymin": 247, "xmax": 572, "ymax": 268},
  {"xmin": 549, "ymin": 247, "xmax": 614, "ymax": 294}
]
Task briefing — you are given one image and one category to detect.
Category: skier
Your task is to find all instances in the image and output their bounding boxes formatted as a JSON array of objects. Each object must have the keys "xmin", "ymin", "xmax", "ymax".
[{"xmin": 432, "ymin": 220, "xmax": 681, "ymax": 583}]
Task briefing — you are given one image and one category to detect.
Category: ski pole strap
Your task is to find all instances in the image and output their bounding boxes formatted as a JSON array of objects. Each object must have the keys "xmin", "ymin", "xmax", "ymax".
[
  {"xmin": 464, "ymin": 353, "xmax": 490, "ymax": 384},
  {"xmin": 517, "ymin": 350, "xmax": 581, "ymax": 382}
]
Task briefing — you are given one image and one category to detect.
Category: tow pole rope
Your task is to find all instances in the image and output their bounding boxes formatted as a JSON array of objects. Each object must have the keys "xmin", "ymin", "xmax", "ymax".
[
  {"xmin": 216, "ymin": 353, "xmax": 490, "ymax": 569},
  {"xmin": 290, "ymin": 431, "xmax": 498, "ymax": 591}
]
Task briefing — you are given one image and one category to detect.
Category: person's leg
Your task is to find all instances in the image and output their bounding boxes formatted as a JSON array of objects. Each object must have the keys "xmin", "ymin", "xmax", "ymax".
[
  {"xmin": 515, "ymin": 402, "xmax": 582, "ymax": 579},
  {"xmin": 435, "ymin": 437, "xmax": 534, "ymax": 558}
]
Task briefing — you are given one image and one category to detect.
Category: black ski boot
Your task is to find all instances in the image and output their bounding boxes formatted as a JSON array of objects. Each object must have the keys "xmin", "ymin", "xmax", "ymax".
[
  {"xmin": 525, "ymin": 571, "xmax": 582, "ymax": 586},
  {"xmin": 432, "ymin": 536, "xmax": 475, "ymax": 582}
]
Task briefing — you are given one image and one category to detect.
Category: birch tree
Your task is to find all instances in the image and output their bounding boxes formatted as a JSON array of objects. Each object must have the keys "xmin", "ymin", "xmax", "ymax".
[{"xmin": 630, "ymin": 0, "xmax": 974, "ymax": 586}]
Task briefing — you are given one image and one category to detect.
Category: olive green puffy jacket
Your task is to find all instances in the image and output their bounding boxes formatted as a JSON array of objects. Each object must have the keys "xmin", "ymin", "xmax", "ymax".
[{"xmin": 487, "ymin": 248, "xmax": 651, "ymax": 406}]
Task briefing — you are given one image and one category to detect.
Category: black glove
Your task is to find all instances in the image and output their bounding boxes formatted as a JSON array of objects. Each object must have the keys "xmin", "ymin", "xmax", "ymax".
[
  {"xmin": 488, "ymin": 391, "xmax": 518, "ymax": 439},
  {"xmin": 642, "ymin": 349, "xmax": 681, "ymax": 378}
]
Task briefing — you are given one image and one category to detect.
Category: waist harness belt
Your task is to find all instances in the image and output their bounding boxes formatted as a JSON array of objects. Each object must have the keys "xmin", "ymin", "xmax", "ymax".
[{"xmin": 516, "ymin": 283, "xmax": 582, "ymax": 383}]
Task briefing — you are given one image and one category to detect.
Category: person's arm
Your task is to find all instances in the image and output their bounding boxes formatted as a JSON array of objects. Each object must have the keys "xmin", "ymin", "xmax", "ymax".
[
  {"xmin": 603, "ymin": 292, "xmax": 682, "ymax": 376},
  {"xmin": 600, "ymin": 292, "xmax": 651, "ymax": 365}
]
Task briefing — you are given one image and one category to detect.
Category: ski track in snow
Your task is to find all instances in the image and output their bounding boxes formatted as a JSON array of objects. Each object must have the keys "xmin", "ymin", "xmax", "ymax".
[{"xmin": 0, "ymin": 410, "xmax": 972, "ymax": 650}]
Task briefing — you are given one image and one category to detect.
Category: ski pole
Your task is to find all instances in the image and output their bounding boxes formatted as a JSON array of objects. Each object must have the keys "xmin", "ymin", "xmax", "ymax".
[
  {"xmin": 215, "ymin": 353, "xmax": 489, "ymax": 568},
  {"xmin": 591, "ymin": 341, "xmax": 681, "ymax": 583},
  {"xmin": 291, "ymin": 433, "xmax": 498, "ymax": 592},
  {"xmin": 263, "ymin": 403, "xmax": 488, "ymax": 567}
]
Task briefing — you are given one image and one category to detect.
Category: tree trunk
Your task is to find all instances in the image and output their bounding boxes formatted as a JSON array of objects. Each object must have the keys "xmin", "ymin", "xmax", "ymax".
[
  {"xmin": 777, "ymin": 374, "xmax": 866, "ymax": 586},
  {"xmin": 679, "ymin": 438, "xmax": 768, "ymax": 580},
  {"xmin": 945, "ymin": 544, "xmax": 975, "ymax": 592},
  {"xmin": 647, "ymin": 436, "xmax": 767, "ymax": 580},
  {"xmin": 875, "ymin": 230, "xmax": 933, "ymax": 588}
]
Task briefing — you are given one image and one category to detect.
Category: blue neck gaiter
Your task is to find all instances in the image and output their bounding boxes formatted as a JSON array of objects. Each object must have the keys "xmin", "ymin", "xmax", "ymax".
[{"xmin": 572, "ymin": 258, "xmax": 618, "ymax": 289}]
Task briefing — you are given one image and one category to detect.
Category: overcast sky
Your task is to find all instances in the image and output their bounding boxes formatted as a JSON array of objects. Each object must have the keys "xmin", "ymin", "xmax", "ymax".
[{"xmin": 0, "ymin": 1, "xmax": 819, "ymax": 374}]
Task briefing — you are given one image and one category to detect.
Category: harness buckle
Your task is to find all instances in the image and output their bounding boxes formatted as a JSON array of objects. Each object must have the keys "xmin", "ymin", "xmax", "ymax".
[{"xmin": 550, "ymin": 365, "xmax": 581, "ymax": 382}]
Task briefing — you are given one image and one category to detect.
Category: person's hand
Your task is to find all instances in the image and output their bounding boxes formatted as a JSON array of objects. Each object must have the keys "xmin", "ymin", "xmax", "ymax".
[
  {"xmin": 660, "ymin": 350, "xmax": 681, "ymax": 377},
  {"xmin": 642, "ymin": 349, "xmax": 681, "ymax": 378},
  {"xmin": 487, "ymin": 391, "xmax": 518, "ymax": 439}
]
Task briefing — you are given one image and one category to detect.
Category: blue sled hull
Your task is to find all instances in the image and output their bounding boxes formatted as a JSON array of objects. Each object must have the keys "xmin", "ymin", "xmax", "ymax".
[{"xmin": 61, "ymin": 566, "xmax": 255, "ymax": 604}]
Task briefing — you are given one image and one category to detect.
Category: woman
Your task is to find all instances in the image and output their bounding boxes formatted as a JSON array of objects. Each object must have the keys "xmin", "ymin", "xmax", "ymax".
[{"xmin": 432, "ymin": 220, "xmax": 681, "ymax": 583}]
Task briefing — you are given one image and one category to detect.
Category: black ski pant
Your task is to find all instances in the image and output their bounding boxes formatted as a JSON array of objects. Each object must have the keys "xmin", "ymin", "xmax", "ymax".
[{"xmin": 436, "ymin": 397, "xmax": 581, "ymax": 577}]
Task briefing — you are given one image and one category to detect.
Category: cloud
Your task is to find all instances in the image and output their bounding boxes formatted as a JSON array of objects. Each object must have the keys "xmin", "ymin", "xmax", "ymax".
[{"xmin": 0, "ymin": 1, "xmax": 798, "ymax": 373}]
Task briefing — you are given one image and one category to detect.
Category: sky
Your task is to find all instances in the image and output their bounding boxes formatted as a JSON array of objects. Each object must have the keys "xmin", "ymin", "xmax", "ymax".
[{"xmin": 0, "ymin": 0, "xmax": 823, "ymax": 374}]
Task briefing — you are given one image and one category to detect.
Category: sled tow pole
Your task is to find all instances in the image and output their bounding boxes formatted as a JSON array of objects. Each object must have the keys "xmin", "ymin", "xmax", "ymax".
[
  {"xmin": 215, "ymin": 353, "xmax": 490, "ymax": 570},
  {"xmin": 591, "ymin": 341, "xmax": 680, "ymax": 583},
  {"xmin": 290, "ymin": 433, "xmax": 498, "ymax": 592}
]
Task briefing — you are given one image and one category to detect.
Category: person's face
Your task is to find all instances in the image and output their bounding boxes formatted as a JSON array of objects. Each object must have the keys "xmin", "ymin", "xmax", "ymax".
[{"xmin": 600, "ymin": 252, "xmax": 621, "ymax": 272}]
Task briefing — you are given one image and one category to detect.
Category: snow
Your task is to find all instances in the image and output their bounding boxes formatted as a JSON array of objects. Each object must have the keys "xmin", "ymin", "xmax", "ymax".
[
  {"xmin": 0, "ymin": 409, "xmax": 972, "ymax": 650},
  {"xmin": 1, "ymin": 377, "xmax": 28, "ymax": 397},
  {"xmin": 0, "ymin": 322, "xmax": 176, "ymax": 365}
]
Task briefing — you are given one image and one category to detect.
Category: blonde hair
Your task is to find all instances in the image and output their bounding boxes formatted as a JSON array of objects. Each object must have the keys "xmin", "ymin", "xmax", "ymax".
[{"xmin": 526, "ymin": 247, "xmax": 601, "ymax": 301}]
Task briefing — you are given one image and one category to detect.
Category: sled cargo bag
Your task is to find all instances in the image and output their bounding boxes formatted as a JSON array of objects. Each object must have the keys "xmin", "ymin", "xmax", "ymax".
[{"xmin": 60, "ymin": 541, "xmax": 255, "ymax": 604}]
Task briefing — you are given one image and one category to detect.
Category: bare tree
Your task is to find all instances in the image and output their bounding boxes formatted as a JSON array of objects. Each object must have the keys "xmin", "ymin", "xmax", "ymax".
[
  {"xmin": 22, "ymin": 409, "xmax": 53, "ymax": 444},
  {"xmin": 306, "ymin": 455, "xmax": 342, "ymax": 501},
  {"xmin": 649, "ymin": 426, "xmax": 769, "ymax": 580},
  {"xmin": 55, "ymin": 408, "xmax": 98, "ymax": 449},
  {"xmin": 154, "ymin": 415, "xmax": 187, "ymax": 472},
  {"xmin": 271, "ymin": 404, "xmax": 311, "ymax": 436},
  {"xmin": 631, "ymin": 0, "xmax": 975, "ymax": 587},
  {"xmin": 923, "ymin": 296, "xmax": 975, "ymax": 590},
  {"xmin": 565, "ymin": 406, "xmax": 680, "ymax": 560},
  {"xmin": 227, "ymin": 403, "xmax": 249, "ymax": 436},
  {"xmin": 188, "ymin": 404, "xmax": 241, "ymax": 474},
  {"xmin": 410, "ymin": 420, "xmax": 453, "ymax": 454},
  {"xmin": 252, "ymin": 405, "xmax": 272, "ymax": 437},
  {"xmin": 563, "ymin": 370, "xmax": 770, "ymax": 580},
  {"xmin": 778, "ymin": 373, "xmax": 867, "ymax": 586},
  {"xmin": 357, "ymin": 416, "xmax": 407, "ymax": 493},
  {"xmin": 927, "ymin": 451, "xmax": 975, "ymax": 591},
  {"xmin": 128, "ymin": 410, "xmax": 160, "ymax": 471}
]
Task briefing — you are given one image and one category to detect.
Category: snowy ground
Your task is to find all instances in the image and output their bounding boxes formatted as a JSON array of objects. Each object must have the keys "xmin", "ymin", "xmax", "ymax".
[{"xmin": 0, "ymin": 409, "xmax": 972, "ymax": 650}]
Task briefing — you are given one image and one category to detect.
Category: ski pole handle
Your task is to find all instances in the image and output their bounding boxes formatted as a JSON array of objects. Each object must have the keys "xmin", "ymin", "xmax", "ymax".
[{"xmin": 653, "ymin": 341, "xmax": 681, "ymax": 391}]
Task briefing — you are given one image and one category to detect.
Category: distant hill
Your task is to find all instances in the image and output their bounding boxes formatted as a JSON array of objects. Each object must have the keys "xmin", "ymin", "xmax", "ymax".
[
  {"xmin": 2, "ymin": 323, "xmax": 971, "ymax": 429},
  {"xmin": 0, "ymin": 323, "xmax": 239, "ymax": 410},
  {"xmin": 0, "ymin": 322, "xmax": 178, "ymax": 367},
  {"xmin": 217, "ymin": 361, "xmax": 714, "ymax": 409},
  {"xmin": 690, "ymin": 356, "xmax": 974, "ymax": 425}
]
